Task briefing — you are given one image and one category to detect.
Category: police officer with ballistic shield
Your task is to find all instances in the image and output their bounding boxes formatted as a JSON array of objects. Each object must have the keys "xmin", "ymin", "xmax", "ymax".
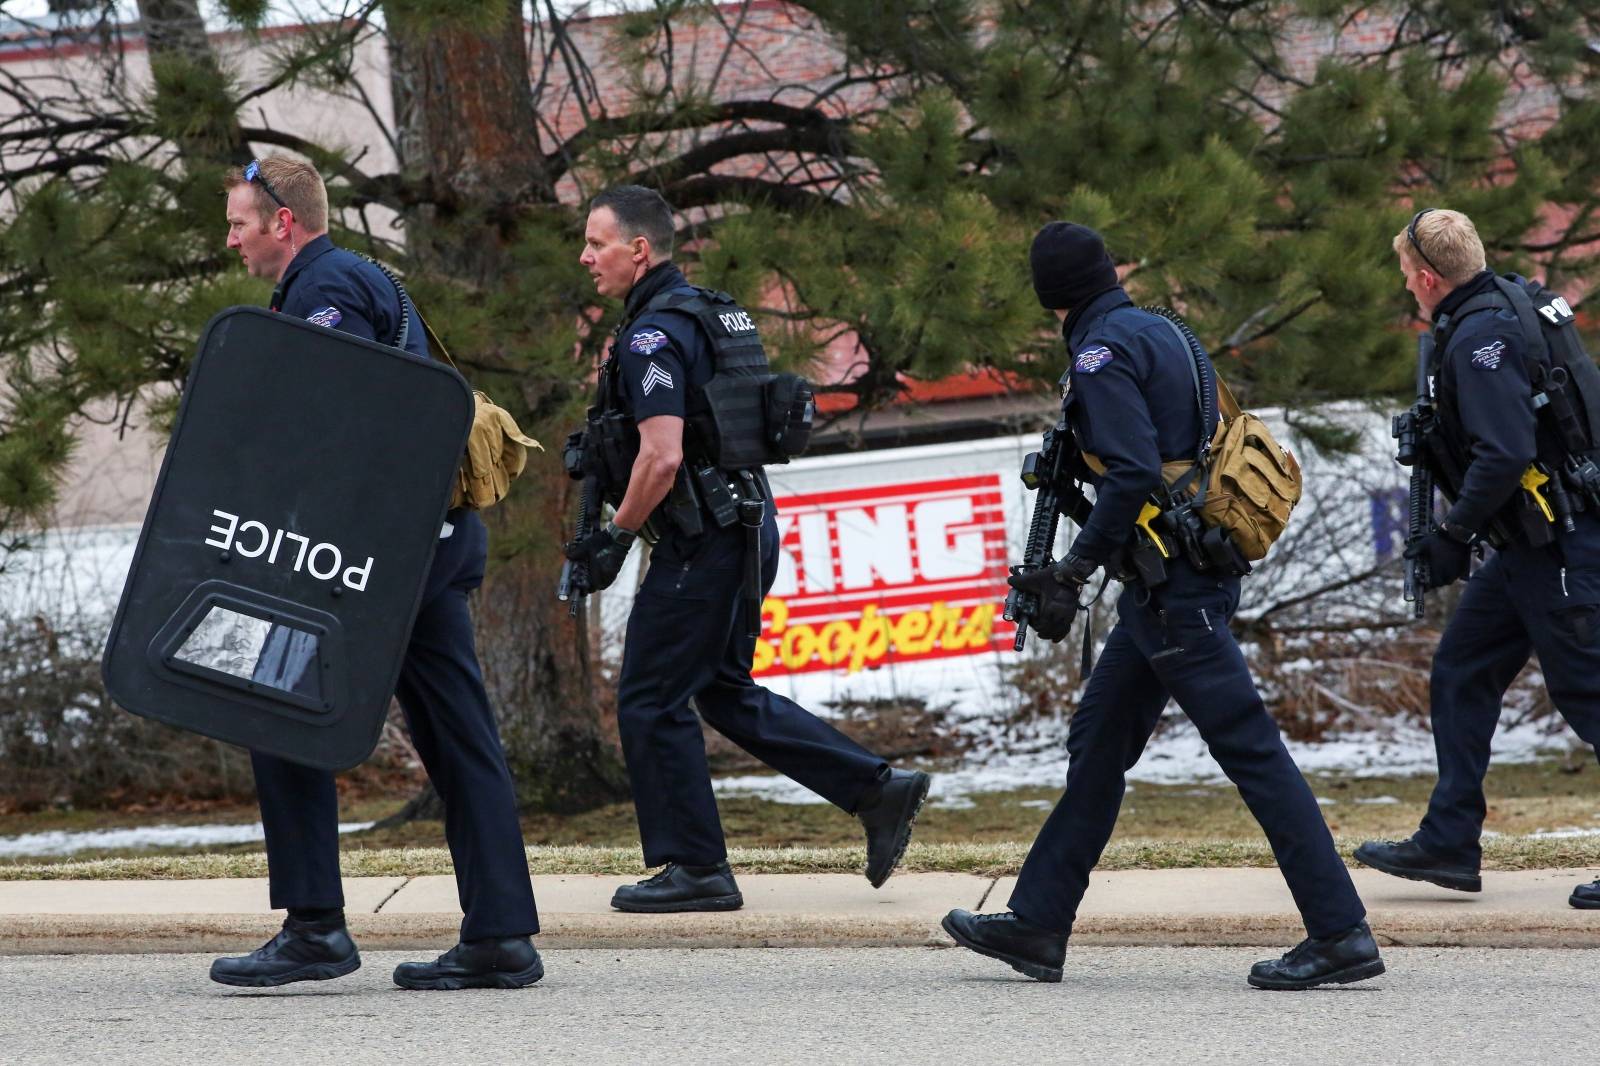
[
  {"xmin": 942, "ymin": 223, "xmax": 1382, "ymax": 989},
  {"xmin": 209, "ymin": 156, "xmax": 542, "ymax": 989},
  {"xmin": 565, "ymin": 186, "xmax": 929, "ymax": 911},
  {"xmin": 1357, "ymin": 209, "xmax": 1600, "ymax": 909}
]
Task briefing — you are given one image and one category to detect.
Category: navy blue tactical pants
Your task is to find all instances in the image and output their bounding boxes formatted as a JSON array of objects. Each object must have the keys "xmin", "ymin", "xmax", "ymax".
[
  {"xmin": 250, "ymin": 511, "xmax": 539, "ymax": 940},
  {"xmin": 1009, "ymin": 564, "xmax": 1366, "ymax": 939},
  {"xmin": 616, "ymin": 508, "xmax": 887, "ymax": 867},
  {"xmin": 1417, "ymin": 514, "xmax": 1600, "ymax": 865}
]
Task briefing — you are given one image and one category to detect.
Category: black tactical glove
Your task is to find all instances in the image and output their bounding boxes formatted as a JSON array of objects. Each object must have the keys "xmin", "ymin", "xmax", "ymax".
[
  {"xmin": 1404, "ymin": 529, "xmax": 1472, "ymax": 590},
  {"xmin": 563, "ymin": 522, "xmax": 635, "ymax": 592},
  {"xmin": 1007, "ymin": 553, "xmax": 1096, "ymax": 643}
]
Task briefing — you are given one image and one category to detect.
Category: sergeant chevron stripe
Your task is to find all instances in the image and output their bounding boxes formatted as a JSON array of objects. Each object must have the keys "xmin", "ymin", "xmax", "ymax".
[{"xmin": 641, "ymin": 362, "xmax": 674, "ymax": 395}]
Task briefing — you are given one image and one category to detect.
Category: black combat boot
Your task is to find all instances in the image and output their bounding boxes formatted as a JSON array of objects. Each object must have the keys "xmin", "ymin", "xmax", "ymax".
[
  {"xmin": 941, "ymin": 908, "xmax": 1067, "ymax": 983},
  {"xmin": 1248, "ymin": 920, "xmax": 1385, "ymax": 990},
  {"xmin": 209, "ymin": 916, "xmax": 361, "ymax": 987},
  {"xmin": 1570, "ymin": 880, "xmax": 1600, "ymax": 909},
  {"xmin": 610, "ymin": 861, "xmax": 744, "ymax": 912},
  {"xmin": 1354, "ymin": 836, "xmax": 1482, "ymax": 892},
  {"xmin": 856, "ymin": 768, "xmax": 931, "ymax": 888},
  {"xmin": 393, "ymin": 936, "xmax": 544, "ymax": 990}
]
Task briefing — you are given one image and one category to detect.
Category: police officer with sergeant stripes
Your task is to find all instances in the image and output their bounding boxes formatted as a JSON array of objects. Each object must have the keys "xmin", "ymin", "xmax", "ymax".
[
  {"xmin": 1356, "ymin": 208, "xmax": 1600, "ymax": 909},
  {"xmin": 566, "ymin": 185, "xmax": 930, "ymax": 910},
  {"xmin": 941, "ymin": 222, "xmax": 1383, "ymax": 989},
  {"xmin": 209, "ymin": 156, "xmax": 543, "ymax": 990}
]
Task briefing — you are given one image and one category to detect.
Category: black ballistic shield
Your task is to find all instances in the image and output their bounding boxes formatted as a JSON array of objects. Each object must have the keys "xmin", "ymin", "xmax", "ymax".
[{"xmin": 102, "ymin": 307, "xmax": 473, "ymax": 770}]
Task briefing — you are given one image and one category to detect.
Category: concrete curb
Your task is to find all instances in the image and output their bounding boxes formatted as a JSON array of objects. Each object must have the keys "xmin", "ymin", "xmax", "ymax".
[{"xmin": 2, "ymin": 869, "xmax": 1596, "ymax": 954}]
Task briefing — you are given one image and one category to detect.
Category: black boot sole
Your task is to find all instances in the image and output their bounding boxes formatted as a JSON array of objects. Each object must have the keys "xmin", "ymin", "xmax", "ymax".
[
  {"xmin": 1247, "ymin": 956, "xmax": 1386, "ymax": 991},
  {"xmin": 1569, "ymin": 892, "xmax": 1600, "ymax": 910},
  {"xmin": 393, "ymin": 957, "xmax": 544, "ymax": 991},
  {"xmin": 1354, "ymin": 846, "xmax": 1481, "ymax": 892},
  {"xmin": 940, "ymin": 913, "xmax": 1063, "ymax": 983},
  {"xmin": 867, "ymin": 771, "xmax": 932, "ymax": 889},
  {"xmin": 610, "ymin": 892, "xmax": 744, "ymax": 913},
  {"xmin": 210, "ymin": 952, "xmax": 361, "ymax": 988}
]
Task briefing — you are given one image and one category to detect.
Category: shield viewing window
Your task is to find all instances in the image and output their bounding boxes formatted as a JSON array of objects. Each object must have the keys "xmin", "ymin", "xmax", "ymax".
[
  {"xmin": 171, "ymin": 606, "xmax": 324, "ymax": 701},
  {"xmin": 148, "ymin": 582, "xmax": 345, "ymax": 720}
]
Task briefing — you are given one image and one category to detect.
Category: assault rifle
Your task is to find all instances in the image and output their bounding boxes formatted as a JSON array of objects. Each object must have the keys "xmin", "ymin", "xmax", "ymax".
[
  {"xmin": 558, "ymin": 428, "xmax": 598, "ymax": 615},
  {"xmin": 1393, "ymin": 334, "xmax": 1435, "ymax": 618},
  {"xmin": 1005, "ymin": 420, "xmax": 1094, "ymax": 650}
]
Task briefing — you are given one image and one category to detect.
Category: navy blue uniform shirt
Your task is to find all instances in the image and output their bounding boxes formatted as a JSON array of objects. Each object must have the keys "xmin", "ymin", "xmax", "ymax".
[
  {"xmin": 609, "ymin": 261, "xmax": 714, "ymax": 422},
  {"xmin": 1431, "ymin": 270, "xmax": 1536, "ymax": 533},
  {"xmin": 1060, "ymin": 286, "xmax": 1209, "ymax": 564},
  {"xmin": 271, "ymin": 234, "xmax": 429, "ymax": 360}
]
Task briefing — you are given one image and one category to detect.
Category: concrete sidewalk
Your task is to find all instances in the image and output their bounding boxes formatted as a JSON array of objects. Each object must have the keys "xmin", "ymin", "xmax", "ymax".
[{"xmin": 1, "ymin": 869, "xmax": 1596, "ymax": 954}]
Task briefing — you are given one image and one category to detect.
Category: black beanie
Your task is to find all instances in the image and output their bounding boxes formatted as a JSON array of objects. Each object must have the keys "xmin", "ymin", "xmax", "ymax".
[{"xmin": 1029, "ymin": 222, "xmax": 1118, "ymax": 310}]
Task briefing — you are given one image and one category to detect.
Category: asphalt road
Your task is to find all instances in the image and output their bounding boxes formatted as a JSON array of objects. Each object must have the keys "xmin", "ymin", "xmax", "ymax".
[{"xmin": 0, "ymin": 946, "xmax": 1588, "ymax": 1065}]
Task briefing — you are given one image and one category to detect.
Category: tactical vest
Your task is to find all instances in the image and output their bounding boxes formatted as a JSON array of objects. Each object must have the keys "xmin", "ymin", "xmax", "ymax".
[
  {"xmin": 582, "ymin": 285, "xmax": 815, "ymax": 539},
  {"xmin": 1430, "ymin": 274, "xmax": 1600, "ymax": 539},
  {"xmin": 1434, "ymin": 275, "xmax": 1600, "ymax": 455},
  {"xmin": 604, "ymin": 285, "xmax": 814, "ymax": 473}
]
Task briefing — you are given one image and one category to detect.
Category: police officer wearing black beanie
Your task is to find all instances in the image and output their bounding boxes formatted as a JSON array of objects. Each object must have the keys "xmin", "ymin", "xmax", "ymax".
[{"xmin": 942, "ymin": 223, "xmax": 1383, "ymax": 990}]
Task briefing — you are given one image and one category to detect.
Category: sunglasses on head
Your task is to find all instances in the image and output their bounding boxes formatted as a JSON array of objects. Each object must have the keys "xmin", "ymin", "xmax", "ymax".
[
  {"xmin": 243, "ymin": 158, "xmax": 287, "ymax": 211},
  {"xmin": 1406, "ymin": 208, "xmax": 1445, "ymax": 277}
]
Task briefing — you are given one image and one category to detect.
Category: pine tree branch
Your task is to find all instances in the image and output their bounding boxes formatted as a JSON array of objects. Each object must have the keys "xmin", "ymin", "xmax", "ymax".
[
  {"xmin": 0, "ymin": 152, "xmax": 119, "ymax": 182},
  {"xmin": 663, "ymin": 173, "xmax": 846, "ymax": 214},
  {"xmin": 1222, "ymin": 296, "xmax": 1320, "ymax": 350},
  {"xmin": 628, "ymin": 124, "xmax": 855, "ymax": 190},
  {"xmin": 540, "ymin": 0, "xmax": 605, "ymax": 140},
  {"xmin": 0, "ymin": 250, "xmax": 231, "ymax": 300},
  {"xmin": 229, "ymin": 5, "xmax": 383, "ymax": 110},
  {"xmin": 1185, "ymin": 0, "xmax": 1312, "ymax": 90},
  {"xmin": 0, "ymin": 114, "xmax": 136, "ymax": 144},
  {"xmin": 547, "ymin": 100, "xmax": 847, "ymax": 179},
  {"xmin": 705, "ymin": 0, "xmax": 767, "ymax": 98},
  {"xmin": 1518, "ymin": 231, "xmax": 1600, "ymax": 254}
]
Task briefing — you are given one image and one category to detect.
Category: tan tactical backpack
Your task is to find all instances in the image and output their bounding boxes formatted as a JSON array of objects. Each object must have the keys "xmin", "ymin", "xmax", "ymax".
[
  {"xmin": 418, "ymin": 315, "xmax": 541, "ymax": 511},
  {"xmin": 1163, "ymin": 372, "xmax": 1301, "ymax": 561},
  {"xmin": 370, "ymin": 257, "xmax": 541, "ymax": 510},
  {"xmin": 1078, "ymin": 312, "xmax": 1302, "ymax": 563}
]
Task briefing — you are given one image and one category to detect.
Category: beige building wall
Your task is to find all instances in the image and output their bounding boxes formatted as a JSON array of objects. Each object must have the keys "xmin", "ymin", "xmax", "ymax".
[{"xmin": 3, "ymin": 22, "xmax": 402, "ymax": 534}]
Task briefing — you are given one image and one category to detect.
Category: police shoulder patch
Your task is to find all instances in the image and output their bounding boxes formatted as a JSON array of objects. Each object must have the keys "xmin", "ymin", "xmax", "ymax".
[
  {"xmin": 306, "ymin": 306, "xmax": 342, "ymax": 328},
  {"xmin": 1470, "ymin": 338, "xmax": 1507, "ymax": 371},
  {"xmin": 1074, "ymin": 345, "xmax": 1114, "ymax": 375},
  {"xmin": 629, "ymin": 328, "xmax": 669, "ymax": 355}
]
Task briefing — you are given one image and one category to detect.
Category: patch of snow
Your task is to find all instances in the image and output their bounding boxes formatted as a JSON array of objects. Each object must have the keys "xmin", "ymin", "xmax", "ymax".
[
  {"xmin": 0, "ymin": 821, "xmax": 374, "ymax": 859},
  {"xmin": 1356, "ymin": 795, "xmax": 1401, "ymax": 805},
  {"xmin": 710, "ymin": 774, "xmax": 831, "ymax": 805},
  {"xmin": 713, "ymin": 704, "xmax": 1581, "ymax": 806}
]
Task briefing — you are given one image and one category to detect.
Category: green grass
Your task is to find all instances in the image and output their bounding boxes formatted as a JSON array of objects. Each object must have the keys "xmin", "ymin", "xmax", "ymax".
[
  {"xmin": 4, "ymin": 836, "xmax": 1599, "ymax": 882},
  {"xmin": 3, "ymin": 756, "xmax": 1596, "ymax": 878}
]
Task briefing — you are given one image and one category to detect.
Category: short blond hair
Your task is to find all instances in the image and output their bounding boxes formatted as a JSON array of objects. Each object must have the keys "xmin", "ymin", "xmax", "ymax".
[
  {"xmin": 1392, "ymin": 208, "xmax": 1486, "ymax": 285},
  {"xmin": 223, "ymin": 155, "xmax": 329, "ymax": 233}
]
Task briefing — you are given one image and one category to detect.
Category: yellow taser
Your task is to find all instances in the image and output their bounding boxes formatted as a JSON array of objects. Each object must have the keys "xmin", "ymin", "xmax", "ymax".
[
  {"xmin": 1136, "ymin": 502, "xmax": 1171, "ymax": 557},
  {"xmin": 1521, "ymin": 466, "xmax": 1556, "ymax": 523}
]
